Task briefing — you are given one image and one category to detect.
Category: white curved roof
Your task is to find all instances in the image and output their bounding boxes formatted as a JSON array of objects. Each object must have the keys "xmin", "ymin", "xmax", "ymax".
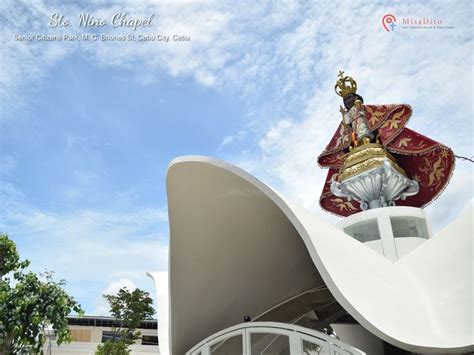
[{"xmin": 166, "ymin": 156, "xmax": 473, "ymax": 354}]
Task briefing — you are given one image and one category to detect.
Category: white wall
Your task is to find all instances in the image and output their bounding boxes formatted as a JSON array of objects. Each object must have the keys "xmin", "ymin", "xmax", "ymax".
[
  {"xmin": 46, "ymin": 342, "xmax": 160, "ymax": 355},
  {"xmin": 331, "ymin": 324, "xmax": 384, "ymax": 355}
]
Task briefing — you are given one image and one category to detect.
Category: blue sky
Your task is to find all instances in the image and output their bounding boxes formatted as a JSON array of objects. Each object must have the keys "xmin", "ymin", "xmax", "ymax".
[{"xmin": 1, "ymin": 1, "xmax": 472, "ymax": 315}]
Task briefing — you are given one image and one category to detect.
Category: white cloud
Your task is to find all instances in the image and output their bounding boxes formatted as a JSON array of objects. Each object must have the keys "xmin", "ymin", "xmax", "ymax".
[
  {"xmin": 0, "ymin": 184, "xmax": 169, "ymax": 314},
  {"xmin": 220, "ymin": 135, "xmax": 234, "ymax": 147},
  {"xmin": 94, "ymin": 278, "xmax": 137, "ymax": 316},
  {"xmin": 0, "ymin": 4, "xmax": 470, "ymax": 225},
  {"xmin": 220, "ymin": 1, "xmax": 474, "ymax": 231},
  {"xmin": 424, "ymin": 165, "xmax": 474, "ymax": 232},
  {"xmin": 0, "ymin": 156, "xmax": 16, "ymax": 177},
  {"xmin": 1, "ymin": 0, "xmax": 472, "ymax": 315},
  {"xmin": 0, "ymin": 1, "xmax": 76, "ymax": 117}
]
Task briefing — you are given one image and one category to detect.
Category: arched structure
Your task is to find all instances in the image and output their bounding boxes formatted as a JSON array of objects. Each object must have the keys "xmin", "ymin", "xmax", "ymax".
[{"xmin": 151, "ymin": 156, "xmax": 473, "ymax": 354}]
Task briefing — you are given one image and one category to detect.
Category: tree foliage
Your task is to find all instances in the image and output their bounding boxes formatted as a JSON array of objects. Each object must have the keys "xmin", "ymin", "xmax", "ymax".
[
  {"xmin": 95, "ymin": 287, "xmax": 155, "ymax": 354},
  {"xmin": 0, "ymin": 234, "xmax": 29, "ymax": 279},
  {"xmin": 95, "ymin": 339, "xmax": 129, "ymax": 355},
  {"xmin": 0, "ymin": 234, "xmax": 83, "ymax": 354}
]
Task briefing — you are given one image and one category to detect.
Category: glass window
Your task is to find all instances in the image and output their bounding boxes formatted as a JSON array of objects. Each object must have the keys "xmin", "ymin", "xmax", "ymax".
[
  {"xmin": 303, "ymin": 339, "xmax": 328, "ymax": 354},
  {"xmin": 390, "ymin": 217, "xmax": 429, "ymax": 239},
  {"xmin": 101, "ymin": 331, "xmax": 120, "ymax": 342},
  {"xmin": 344, "ymin": 219, "xmax": 380, "ymax": 242},
  {"xmin": 142, "ymin": 335, "xmax": 159, "ymax": 345},
  {"xmin": 251, "ymin": 333, "xmax": 290, "ymax": 355},
  {"xmin": 210, "ymin": 335, "xmax": 243, "ymax": 355}
]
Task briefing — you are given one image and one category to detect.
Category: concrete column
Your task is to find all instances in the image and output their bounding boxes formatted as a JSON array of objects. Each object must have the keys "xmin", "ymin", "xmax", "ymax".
[{"xmin": 377, "ymin": 215, "xmax": 398, "ymax": 261}]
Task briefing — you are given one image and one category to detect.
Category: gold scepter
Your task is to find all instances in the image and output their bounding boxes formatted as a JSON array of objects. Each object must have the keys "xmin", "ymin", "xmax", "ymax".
[{"xmin": 340, "ymin": 105, "xmax": 357, "ymax": 148}]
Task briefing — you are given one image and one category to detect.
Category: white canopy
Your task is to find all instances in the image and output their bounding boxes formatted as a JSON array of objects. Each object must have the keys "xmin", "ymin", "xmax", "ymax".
[{"xmin": 161, "ymin": 156, "xmax": 473, "ymax": 354}]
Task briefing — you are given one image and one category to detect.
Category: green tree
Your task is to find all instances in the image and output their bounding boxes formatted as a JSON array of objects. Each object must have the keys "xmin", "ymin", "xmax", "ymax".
[
  {"xmin": 95, "ymin": 287, "xmax": 155, "ymax": 355},
  {"xmin": 95, "ymin": 339, "xmax": 128, "ymax": 355},
  {"xmin": 0, "ymin": 234, "xmax": 83, "ymax": 354}
]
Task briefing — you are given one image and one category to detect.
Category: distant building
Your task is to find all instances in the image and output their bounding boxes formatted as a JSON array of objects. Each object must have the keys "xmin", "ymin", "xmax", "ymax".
[{"xmin": 43, "ymin": 315, "xmax": 159, "ymax": 355}]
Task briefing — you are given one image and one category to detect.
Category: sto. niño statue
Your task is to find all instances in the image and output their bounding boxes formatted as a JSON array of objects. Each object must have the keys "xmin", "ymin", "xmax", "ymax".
[{"xmin": 317, "ymin": 71, "xmax": 454, "ymax": 217}]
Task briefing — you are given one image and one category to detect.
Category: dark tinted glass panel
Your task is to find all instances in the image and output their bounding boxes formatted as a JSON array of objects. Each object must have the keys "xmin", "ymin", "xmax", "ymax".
[
  {"xmin": 210, "ymin": 335, "xmax": 243, "ymax": 355},
  {"xmin": 251, "ymin": 333, "xmax": 290, "ymax": 355},
  {"xmin": 390, "ymin": 217, "xmax": 429, "ymax": 239},
  {"xmin": 344, "ymin": 219, "xmax": 380, "ymax": 242},
  {"xmin": 142, "ymin": 335, "xmax": 159, "ymax": 345},
  {"xmin": 101, "ymin": 331, "xmax": 120, "ymax": 342}
]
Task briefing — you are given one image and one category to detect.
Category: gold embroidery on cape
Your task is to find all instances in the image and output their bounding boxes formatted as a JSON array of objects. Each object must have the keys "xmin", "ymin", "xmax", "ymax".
[
  {"xmin": 413, "ymin": 140, "xmax": 427, "ymax": 150},
  {"xmin": 365, "ymin": 106, "xmax": 387, "ymax": 127},
  {"xmin": 324, "ymin": 154, "xmax": 344, "ymax": 165},
  {"xmin": 441, "ymin": 150, "xmax": 450, "ymax": 158},
  {"xmin": 335, "ymin": 124, "xmax": 350, "ymax": 148},
  {"xmin": 381, "ymin": 109, "xmax": 405, "ymax": 130},
  {"xmin": 397, "ymin": 137, "xmax": 412, "ymax": 148},
  {"xmin": 330, "ymin": 198, "xmax": 357, "ymax": 211},
  {"xmin": 419, "ymin": 156, "xmax": 446, "ymax": 188}
]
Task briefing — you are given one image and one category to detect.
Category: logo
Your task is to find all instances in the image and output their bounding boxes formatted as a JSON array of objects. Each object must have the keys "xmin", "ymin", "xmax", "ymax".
[
  {"xmin": 380, "ymin": 13, "xmax": 452, "ymax": 32},
  {"xmin": 382, "ymin": 14, "xmax": 397, "ymax": 32}
]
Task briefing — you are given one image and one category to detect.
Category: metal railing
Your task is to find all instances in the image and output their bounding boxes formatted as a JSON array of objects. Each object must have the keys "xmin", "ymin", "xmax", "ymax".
[{"xmin": 186, "ymin": 321, "xmax": 365, "ymax": 355}]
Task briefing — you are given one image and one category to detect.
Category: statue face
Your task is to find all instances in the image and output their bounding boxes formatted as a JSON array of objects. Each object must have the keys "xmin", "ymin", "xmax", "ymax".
[
  {"xmin": 343, "ymin": 93, "xmax": 364, "ymax": 110},
  {"xmin": 343, "ymin": 93, "xmax": 356, "ymax": 110}
]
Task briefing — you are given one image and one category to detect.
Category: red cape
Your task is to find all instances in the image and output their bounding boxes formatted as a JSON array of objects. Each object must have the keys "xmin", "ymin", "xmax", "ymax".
[{"xmin": 317, "ymin": 104, "xmax": 455, "ymax": 217}]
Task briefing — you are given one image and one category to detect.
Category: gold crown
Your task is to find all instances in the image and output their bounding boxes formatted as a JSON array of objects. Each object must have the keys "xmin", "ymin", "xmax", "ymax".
[{"xmin": 334, "ymin": 70, "xmax": 357, "ymax": 97}]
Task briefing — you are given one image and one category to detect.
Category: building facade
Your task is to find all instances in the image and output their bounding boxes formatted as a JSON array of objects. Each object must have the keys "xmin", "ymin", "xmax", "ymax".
[{"xmin": 43, "ymin": 316, "xmax": 159, "ymax": 355}]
